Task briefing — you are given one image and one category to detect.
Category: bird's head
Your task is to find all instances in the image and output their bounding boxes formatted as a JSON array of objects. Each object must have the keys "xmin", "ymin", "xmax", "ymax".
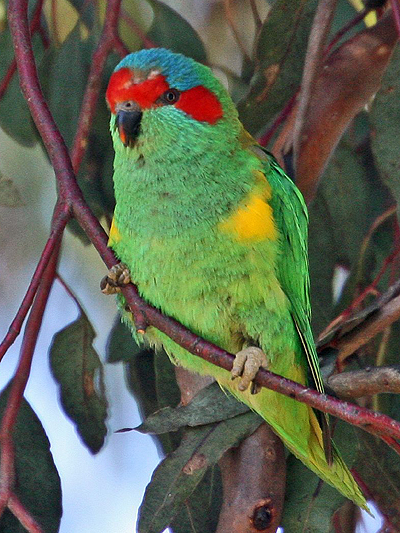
[{"xmin": 106, "ymin": 48, "xmax": 239, "ymax": 157}]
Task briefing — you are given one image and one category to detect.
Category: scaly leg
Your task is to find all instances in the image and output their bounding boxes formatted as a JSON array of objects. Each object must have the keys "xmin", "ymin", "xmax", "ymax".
[{"xmin": 231, "ymin": 347, "xmax": 268, "ymax": 394}]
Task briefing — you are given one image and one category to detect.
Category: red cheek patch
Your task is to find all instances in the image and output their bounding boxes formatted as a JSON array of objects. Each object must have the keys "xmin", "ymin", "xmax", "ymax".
[
  {"xmin": 176, "ymin": 86, "xmax": 223, "ymax": 124},
  {"xmin": 106, "ymin": 69, "xmax": 169, "ymax": 113}
]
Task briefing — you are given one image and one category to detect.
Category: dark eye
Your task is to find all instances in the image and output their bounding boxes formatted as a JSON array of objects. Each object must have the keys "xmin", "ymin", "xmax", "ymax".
[{"xmin": 160, "ymin": 89, "xmax": 180, "ymax": 105}]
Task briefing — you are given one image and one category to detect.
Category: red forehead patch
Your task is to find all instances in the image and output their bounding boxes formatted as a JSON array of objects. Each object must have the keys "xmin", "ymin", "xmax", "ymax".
[
  {"xmin": 106, "ymin": 68, "xmax": 169, "ymax": 113},
  {"xmin": 106, "ymin": 67, "xmax": 223, "ymax": 124}
]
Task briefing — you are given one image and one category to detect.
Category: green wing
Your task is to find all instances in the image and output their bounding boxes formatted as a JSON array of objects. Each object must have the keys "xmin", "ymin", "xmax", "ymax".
[{"xmin": 262, "ymin": 150, "xmax": 332, "ymax": 463}]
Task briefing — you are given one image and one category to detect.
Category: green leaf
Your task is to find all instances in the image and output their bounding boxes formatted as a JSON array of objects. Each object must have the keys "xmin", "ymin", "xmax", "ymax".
[
  {"xmin": 39, "ymin": 23, "xmax": 93, "ymax": 150},
  {"xmin": 0, "ymin": 385, "xmax": 62, "ymax": 533},
  {"xmin": 356, "ymin": 431, "xmax": 400, "ymax": 529},
  {"xmin": 137, "ymin": 382, "xmax": 249, "ymax": 435},
  {"xmin": 171, "ymin": 467, "xmax": 223, "ymax": 533},
  {"xmin": 50, "ymin": 312, "xmax": 108, "ymax": 453},
  {"xmin": 107, "ymin": 317, "xmax": 142, "ymax": 363},
  {"xmin": 0, "ymin": 174, "xmax": 24, "ymax": 207},
  {"xmin": 145, "ymin": 0, "xmax": 207, "ymax": 63},
  {"xmin": 370, "ymin": 43, "xmax": 400, "ymax": 218},
  {"xmin": 308, "ymin": 128, "xmax": 392, "ymax": 336},
  {"xmin": 238, "ymin": 0, "xmax": 318, "ymax": 135},
  {"xmin": 123, "ymin": 343, "xmax": 181, "ymax": 454},
  {"xmin": 0, "ymin": 30, "xmax": 42, "ymax": 146},
  {"xmin": 282, "ymin": 421, "xmax": 359, "ymax": 532},
  {"xmin": 138, "ymin": 412, "xmax": 262, "ymax": 533},
  {"xmin": 64, "ymin": 0, "xmax": 96, "ymax": 30}
]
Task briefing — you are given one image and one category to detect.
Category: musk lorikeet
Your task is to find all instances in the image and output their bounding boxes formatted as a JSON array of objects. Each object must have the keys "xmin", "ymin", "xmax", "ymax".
[{"xmin": 103, "ymin": 47, "xmax": 367, "ymax": 510}]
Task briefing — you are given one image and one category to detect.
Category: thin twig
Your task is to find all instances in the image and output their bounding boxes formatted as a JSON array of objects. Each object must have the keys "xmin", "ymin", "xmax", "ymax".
[
  {"xmin": 325, "ymin": 8, "xmax": 369, "ymax": 56},
  {"xmin": 0, "ymin": 201, "xmax": 70, "ymax": 361},
  {"xmin": 293, "ymin": 0, "xmax": 338, "ymax": 170},
  {"xmin": 120, "ymin": 8, "xmax": 156, "ymax": 49},
  {"xmin": 223, "ymin": 0, "xmax": 251, "ymax": 61},
  {"xmin": 390, "ymin": 0, "xmax": 400, "ymax": 38},
  {"xmin": 0, "ymin": 245, "xmax": 59, "ymax": 525},
  {"xmin": 258, "ymin": 91, "xmax": 298, "ymax": 147},
  {"xmin": 71, "ymin": 0, "xmax": 123, "ymax": 173},
  {"xmin": 56, "ymin": 273, "xmax": 86, "ymax": 315},
  {"xmin": 0, "ymin": 0, "xmax": 45, "ymax": 102},
  {"xmin": 249, "ymin": 0, "xmax": 262, "ymax": 31}
]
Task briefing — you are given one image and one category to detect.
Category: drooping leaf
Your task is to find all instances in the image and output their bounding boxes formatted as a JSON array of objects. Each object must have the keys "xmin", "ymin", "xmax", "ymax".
[
  {"xmin": 138, "ymin": 411, "xmax": 261, "ymax": 533},
  {"xmin": 309, "ymin": 128, "xmax": 393, "ymax": 336},
  {"xmin": 238, "ymin": 0, "xmax": 319, "ymax": 135},
  {"xmin": 39, "ymin": 23, "xmax": 93, "ymax": 150},
  {"xmin": 356, "ymin": 431, "xmax": 400, "ymax": 529},
  {"xmin": 0, "ymin": 30, "xmax": 42, "ymax": 146},
  {"xmin": 106, "ymin": 317, "xmax": 142, "ymax": 363},
  {"xmin": 50, "ymin": 312, "xmax": 108, "ymax": 453},
  {"xmin": 0, "ymin": 174, "xmax": 24, "ymax": 206},
  {"xmin": 64, "ymin": 0, "xmax": 96, "ymax": 30},
  {"xmin": 0, "ymin": 385, "xmax": 62, "ymax": 533},
  {"xmin": 282, "ymin": 421, "xmax": 360, "ymax": 532},
  {"xmin": 294, "ymin": 13, "xmax": 397, "ymax": 203},
  {"xmin": 137, "ymin": 382, "xmax": 249, "ymax": 435},
  {"xmin": 123, "ymin": 340, "xmax": 181, "ymax": 453},
  {"xmin": 145, "ymin": 0, "xmax": 206, "ymax": 63},
  {"xmin": 171, "ymin": 466, "xmax": 223, "ymax": 533},
  {"xmin": 370, "ymin": 44, "xmax": 400, "ymax": 219}
]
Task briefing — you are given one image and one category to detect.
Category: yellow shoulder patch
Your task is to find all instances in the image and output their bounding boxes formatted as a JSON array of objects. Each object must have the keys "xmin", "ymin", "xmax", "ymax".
[
  {"xmin": 219, "ymin": 171, "xmax": 277, "ymax": 242},
  {"xmin": 108, "ymin": 218, "xmax": 122, "ymax": 246}
]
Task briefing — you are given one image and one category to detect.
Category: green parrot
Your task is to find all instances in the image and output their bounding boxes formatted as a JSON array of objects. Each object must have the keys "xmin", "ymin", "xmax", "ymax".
[{"xmin": 103, "ymin": 47, "xmax": 367, "ymax": 509}]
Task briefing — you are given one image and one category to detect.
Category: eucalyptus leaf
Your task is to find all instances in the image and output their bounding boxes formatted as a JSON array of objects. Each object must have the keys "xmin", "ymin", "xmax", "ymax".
[
  {"xmin": 282, "ymin": 421, "xmax": 360, "ymax": 532},
  {"xmin": 0, "ymin": 30, "xmax": 42, "ymax": 146},
  {"xmin": 138, "ymin": 412, "xmax": 262, "ymax": 533},
  {"xmin": 370, "ymin": 44, "xmax": 400, "ymax": 219},
  {"xmin": 0, "ymin": 386, "xmax": 62, "ymax": 533},
  {"xmin": 137, "ymin": 382, "xmax": 249, "ymax": 435},
  {"xmin": 171, "ymin": 467, "xmax": 222, "ymax": 533},
  {"xmin": 238, "ymin": 0, "xmax": 318, "ymax": 135},
  {"xmin": 50, "ymin": 312, "xmax": 108, "ymax": 453},
  {"xmin": 145, "ymin": 0, "xmax": 206, "ymax": 63},
  {"xmin": 107, "ymin": 317, "xmax": 142, "ymax": 363}
]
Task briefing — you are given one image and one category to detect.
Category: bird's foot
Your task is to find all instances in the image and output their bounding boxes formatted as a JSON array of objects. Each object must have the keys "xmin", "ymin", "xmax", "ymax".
[
  {"xmin": 100, "ymin": 263, "xmax": 131, "ymax": 294},
  {"xmin": 231, "ymin": 347, "xmax": 268, "ymax": 394}
]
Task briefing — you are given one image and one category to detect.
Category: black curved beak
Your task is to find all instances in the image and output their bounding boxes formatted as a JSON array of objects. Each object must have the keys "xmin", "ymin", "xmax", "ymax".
[{"xmin": 116, "ymin": 109, "xmax": 142, "ymax": 148}]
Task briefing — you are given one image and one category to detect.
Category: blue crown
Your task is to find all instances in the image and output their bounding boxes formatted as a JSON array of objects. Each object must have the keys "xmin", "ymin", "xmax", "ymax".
[{"xmin": 115, "ymin": 48, "xmax": 203, "ymax": 91}]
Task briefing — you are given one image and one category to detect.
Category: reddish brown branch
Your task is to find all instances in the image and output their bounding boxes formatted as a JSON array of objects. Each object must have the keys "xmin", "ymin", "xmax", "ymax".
[
  {"xmin": 0, "ymin": 0, "xmax": 45, "ymax": 102},
  {"xmin": 71, "ymin": 0, "xmax": 124, "ymax": 173},
  {"xmin": 0, "ymin": 60, "xmax": 17, "ymax": 101},
  {"xmin": 8, "ymin": 493, "xmax": 44, "ymax": 533},
  {"xmin": 0, "ymin": 245, "xmax": 59, "ymax": 527},
  {"xmin": 390, "ymin": 0, "xmax": 400, "ymax": 38}
]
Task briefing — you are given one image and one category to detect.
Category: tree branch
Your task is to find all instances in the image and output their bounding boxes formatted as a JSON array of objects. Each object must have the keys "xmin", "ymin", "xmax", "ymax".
[{"xmin": 328, "ymin": 365, "xmax": 400, "ymax": 399}]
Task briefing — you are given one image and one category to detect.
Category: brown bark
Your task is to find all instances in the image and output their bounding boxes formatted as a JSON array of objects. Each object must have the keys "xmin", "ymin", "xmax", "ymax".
[{"xmin": 217, "ymin": 424, "xmax": 286, "ymax": 533}]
